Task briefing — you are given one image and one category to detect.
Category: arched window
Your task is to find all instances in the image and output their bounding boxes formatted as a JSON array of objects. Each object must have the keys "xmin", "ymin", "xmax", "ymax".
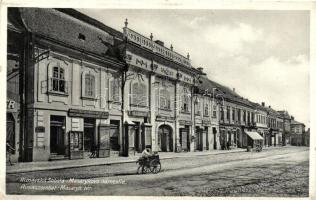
[
  {"xmin": 85, "ymin": 73, "xmax": 95, "ymax": 97},
  {"xmin": 131, "ymin": 82, "xmax": 147, "ymax": 106},
  {"xmin": 110, "ymin": 79, "xmax": 121, "ymax": 102},
  {"xmin": 181, "ymin": 94, "xmax": 190, "ymax": 112},
  {"xmin": 160, "ymin": 88, "xmax": 170, "ymax": 110},
  {"xmin": 52, "ymin": 65, "xmax": 65, "ymax": 93}
]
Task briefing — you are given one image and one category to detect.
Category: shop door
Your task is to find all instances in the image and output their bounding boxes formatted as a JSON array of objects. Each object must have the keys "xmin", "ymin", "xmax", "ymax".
[
  {"xmin": 196, "ymin": 127, "xmax": 203, "ymax": 151},
  {"xmin": 84, "ymin": 118, "xmax": 95, "ymax": 153},
  {"xmin": 213, "ymin": 127, "xmax": 217, "ymax": 150},
  {"xmin": 158, "ymin": 125, "xmax": 172, "ymax": 152},
  {"xmin": 109, "ymin": 120, "xmax": 120, "ymax": 152},
  {"xmin": 50, "ymin": 116, "xmax": 65, "ymax": 155},
  {"xmin": 180, "ymin": 128, "xmax": 188, "ymax": 151},
  {"xmin": 6, "ymin": 113, "xmax": 15, "ymax": 154},
  {"xmin": 134, "ymin": 122, "xmax": 142, "ymax": 153}
]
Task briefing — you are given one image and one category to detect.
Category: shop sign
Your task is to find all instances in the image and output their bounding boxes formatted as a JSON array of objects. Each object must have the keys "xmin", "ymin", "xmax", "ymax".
[
  {"xmin": 126, "ymin": 51, "xmax": 151, "ymax": 71},
  {"xmin": 35, "ymin": 126, "xmax": 45, "ymax": 133},
  {"xmin": 128, "ymin": 110, "xmax": 149, "ymax": 117},
  {"xmin": 156, "ymin": 115, "xmax": 175, "ymax": 122},
  {"xmin": 179, "ymin": 120, "xmax": 192, "ymax": 126},
  {"xmin": 154, "ymin": 61, "xmax": 177, "ymax": 79},
  {"xmin": 202, "ymin": 119, "xmax": 211, "ymax": 125},
  {"xmin": 68, "ymin": 109, "xmax": 109, "ymax": 119},
  {"xmin": 7, "ymin": 99, "xmax": 17, "ymax": 112}
]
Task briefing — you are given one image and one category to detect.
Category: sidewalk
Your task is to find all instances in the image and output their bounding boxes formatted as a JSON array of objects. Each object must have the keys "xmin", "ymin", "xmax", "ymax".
[{"xmin": 6, "ymin": 148, "xmax": 245, "ymax": 174}]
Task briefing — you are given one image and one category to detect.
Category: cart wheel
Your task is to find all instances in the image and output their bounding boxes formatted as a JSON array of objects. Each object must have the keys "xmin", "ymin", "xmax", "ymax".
[
  {"xmin": 150, "ymin": 159, "xmax": 161, "ymax": 174},
  {"xmin": 142, "ymin": 165, "xmax": 151, "ymax": 174}
]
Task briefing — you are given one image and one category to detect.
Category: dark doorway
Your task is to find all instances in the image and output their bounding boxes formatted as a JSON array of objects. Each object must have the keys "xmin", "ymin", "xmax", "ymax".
[
  {"xmin": 205, "ymin": 127, "xmax": 209, "ymax": 150},
  {"xmin": 158, "ymin": 125, "xmax": 173, "ymax": 152},
  {"xmin": 6, "ymin": 113, "xmax": 15, "ymax": 154},
  {"xmin": 50, "ymin": 115, "xmax": 66, "ymax": 155},
  {"xmin": 213, "ymin": 127, "xmax": 217, "ymax": 150},
  {"xmin": 196, "ymin": 127, "xmax": 203, "ymax": 151},
  {"xmin": 110, "ymin": 120, "xmax": 120, "ymax": 151},
  {"xmin": 84, "ymin": 118, "xmax": 95, "ymax": 152},
  {"xmin": 180, "ymin": 126, "xmax": 190, "ymax": 151},
  {"xmin": 134, "ymin": 121, "xmax": 143, "ymax": 153}
]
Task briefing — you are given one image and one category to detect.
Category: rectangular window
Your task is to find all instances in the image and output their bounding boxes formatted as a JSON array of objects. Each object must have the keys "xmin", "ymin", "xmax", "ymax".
[
  {"xmin": 204, "ymin": 103, "xmax": 209, "ymax": 116},
  {"xmin": 232, "ymin": 109, "xmax": 235, "ymax": 121},
  {"xmin": 227, "ymin": 106, "xmax": 230, "ymax": 121},
  {"xmin": 85, "ymin": 74, "xmax": 95, "ymax": 97},
  {"xmin": 212, "ymin": 105, "xmax": 217, "ymax": 118}
]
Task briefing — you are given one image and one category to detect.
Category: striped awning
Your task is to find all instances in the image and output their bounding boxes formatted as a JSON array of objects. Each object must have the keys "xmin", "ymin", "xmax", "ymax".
[{"xmin": 245, "ymin": 131, "xmax": 264, "ymax": 140}]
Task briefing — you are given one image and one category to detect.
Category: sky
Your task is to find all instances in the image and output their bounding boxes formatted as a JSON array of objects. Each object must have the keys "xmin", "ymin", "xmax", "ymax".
[{"xmin": 78, "ymin": 9, "xmax": 310, "ymax": 128}]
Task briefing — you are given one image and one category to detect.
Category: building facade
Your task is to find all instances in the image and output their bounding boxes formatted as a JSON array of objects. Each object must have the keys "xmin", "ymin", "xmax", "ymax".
[
  {"xmin": 290, "ymin": 117, "xmax": 306, "ymax": 146},
  {"xmin": 7, "ymin": 8, "xmax": 305, "ymax": 163}
]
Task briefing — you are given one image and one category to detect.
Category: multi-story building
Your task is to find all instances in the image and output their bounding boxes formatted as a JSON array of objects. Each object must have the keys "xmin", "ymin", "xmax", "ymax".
[
  {"xmin": 265, "ymin": 106, "xmax": 281, "ymax": 146},
  {"xmin": 7, "ymin": 8, "xmax": 304, "ymax": 163},
  {"xmin": 290, "ymin": 117, "xmax": 305, "ymax": 146},
  {"xmin": 6, "ymin": 10, "xmax": 22, "ymax": 162},
  {"xmin": 251, "ymin": 102, "xmax": 269, "ymax": 146},
  {"xmin": 278, "ymin": 110, "xmax": 292, "ymax": 145}
]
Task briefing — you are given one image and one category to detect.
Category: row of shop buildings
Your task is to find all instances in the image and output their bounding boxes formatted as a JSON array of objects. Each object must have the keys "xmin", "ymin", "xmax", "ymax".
[{"xmin": 6, "ymin": 8, "xmax": 308, "ymax": 162}]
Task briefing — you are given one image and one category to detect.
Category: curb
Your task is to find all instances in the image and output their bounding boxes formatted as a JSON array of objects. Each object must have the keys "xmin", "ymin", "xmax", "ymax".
[{"xmin": 7, "ymin": 149, "xmax": 246, "ymax": 174}]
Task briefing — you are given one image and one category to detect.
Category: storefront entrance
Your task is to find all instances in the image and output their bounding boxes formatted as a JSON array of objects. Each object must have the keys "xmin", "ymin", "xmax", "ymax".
[
  {"xmin": 196, "ymin": 127, "xmax": 203, "ymax": 151},
  {"xmin": 158, "ymin": 125, "xmax": 173, "ymax": 152},
  {"xmin": 50, "ymin": 116, "xmax": 66, "ymax": 155},
  {"xmin": 213, "ymin": 127, "xmax": 217, "ymax": 150},
  {"xmin": 84, "ymin": 118, "xmax": 96, "ymax": 153},
  {"xmin": 180, "ymin": 126, "xmax": 190, "ymax": 151},
  {"xmin": 110, "ymin": 120, "xmax": 120, "ymax": 153},
  {"xmin": 6, "ymin": 113, "xmax": 15, "ymax": 154}
]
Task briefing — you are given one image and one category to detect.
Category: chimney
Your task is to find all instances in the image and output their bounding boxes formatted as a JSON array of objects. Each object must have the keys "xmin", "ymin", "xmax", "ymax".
[
  {"xmin": 154, "ymin": 40, "xmax": 164, "ymax": 46},
  {"xmin": 268, "ymin": 105, "xmax": 271, "ymax": 108},
  {"xmin": 261, "ymin": 102, "xmax": 265, "ymax": 107},
  {"xmin": 233, "ymin": 88, "xmax": 235, "ymax": 92},
  {"xmin": 291, "ymin": 116, "xmax": 294, "ymax": 120}
]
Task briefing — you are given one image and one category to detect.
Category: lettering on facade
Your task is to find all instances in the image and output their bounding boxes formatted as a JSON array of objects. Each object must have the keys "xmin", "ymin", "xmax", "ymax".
[
  {"xmin": 152, "ymin": 63, "xmax": 158, "ymax": 72},
  {"xmin": 128, "ymin": 111, "xmax": 149, "ymax": 117},
  {"xmin": 160, "ymin": 67, "xmax": 174, "ymax": 77},
  {"xmin": 68, "ymin": 109, "xmax": 109, "ymax": 119},
  {"xmin": 183, "ymin": 76, "xmax": 192, "ymax": 83},
  {"xmin": 7, "ymin": 100, "xmax": 15, "ymax": 109},
  {"xmin": 179, "ymin": 120, "xmax": 193, "ymax": 126},
  {"xmin": 136, "ymin": 58, "xmax": 148, "ymax": 68},
  {"xmin": 35, "ymin": 126, "xmax": 45, "ymax": 133},
  {"xmin": 125, "ymin": 54, "xmax": 132, "ymax": 62}
]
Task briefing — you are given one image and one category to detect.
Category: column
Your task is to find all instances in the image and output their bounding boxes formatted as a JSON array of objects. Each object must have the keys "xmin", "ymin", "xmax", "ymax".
[
  {"xmin": 149, "ymin": 72, "xmax": 157, "ymax": 151},
  {"xmin": 174, "ymin": 81, "xmax": 181, "ymax": 152}
]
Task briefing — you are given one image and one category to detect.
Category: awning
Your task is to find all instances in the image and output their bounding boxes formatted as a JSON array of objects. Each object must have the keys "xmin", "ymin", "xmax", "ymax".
[{"xmin": 245, "ymin": 131, "xmax": 264, "ymax": 140}]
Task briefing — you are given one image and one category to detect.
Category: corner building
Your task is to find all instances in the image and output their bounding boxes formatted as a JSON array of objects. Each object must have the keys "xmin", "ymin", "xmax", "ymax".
[{"xmin": 120, "ymin": 23, "xmax": 209, "ymax": 154}]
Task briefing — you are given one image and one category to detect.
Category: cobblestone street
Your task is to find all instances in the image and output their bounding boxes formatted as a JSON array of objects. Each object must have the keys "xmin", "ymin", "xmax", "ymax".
[{"xmin": 6, "ymin": 146, "xmax": 309, "ymax": 197}]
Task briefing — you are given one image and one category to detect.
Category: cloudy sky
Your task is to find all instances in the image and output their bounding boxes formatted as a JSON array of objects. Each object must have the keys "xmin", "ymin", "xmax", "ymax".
[{"xmin": 79, "ymin": 9, "xmax": 310, "ymax": 127}]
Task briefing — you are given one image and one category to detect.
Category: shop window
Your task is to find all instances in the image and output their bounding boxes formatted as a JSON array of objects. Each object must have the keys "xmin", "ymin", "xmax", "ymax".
[
  {"xmin": 131, "ymin": 82, "xmax": 147, "ymax": 107},
  {"xmin": 160, "ymin": 88, "xmax": 170, "ymax": 110},
  {"xmin": 84, "ymin": 73, "xmax": 95, "ymax": 97}
]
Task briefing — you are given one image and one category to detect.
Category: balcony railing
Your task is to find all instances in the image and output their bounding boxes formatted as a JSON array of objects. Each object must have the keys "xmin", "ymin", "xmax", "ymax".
[{"xmin": 123, "ymin": 27, "xmax": 191, "ymax": 68}]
